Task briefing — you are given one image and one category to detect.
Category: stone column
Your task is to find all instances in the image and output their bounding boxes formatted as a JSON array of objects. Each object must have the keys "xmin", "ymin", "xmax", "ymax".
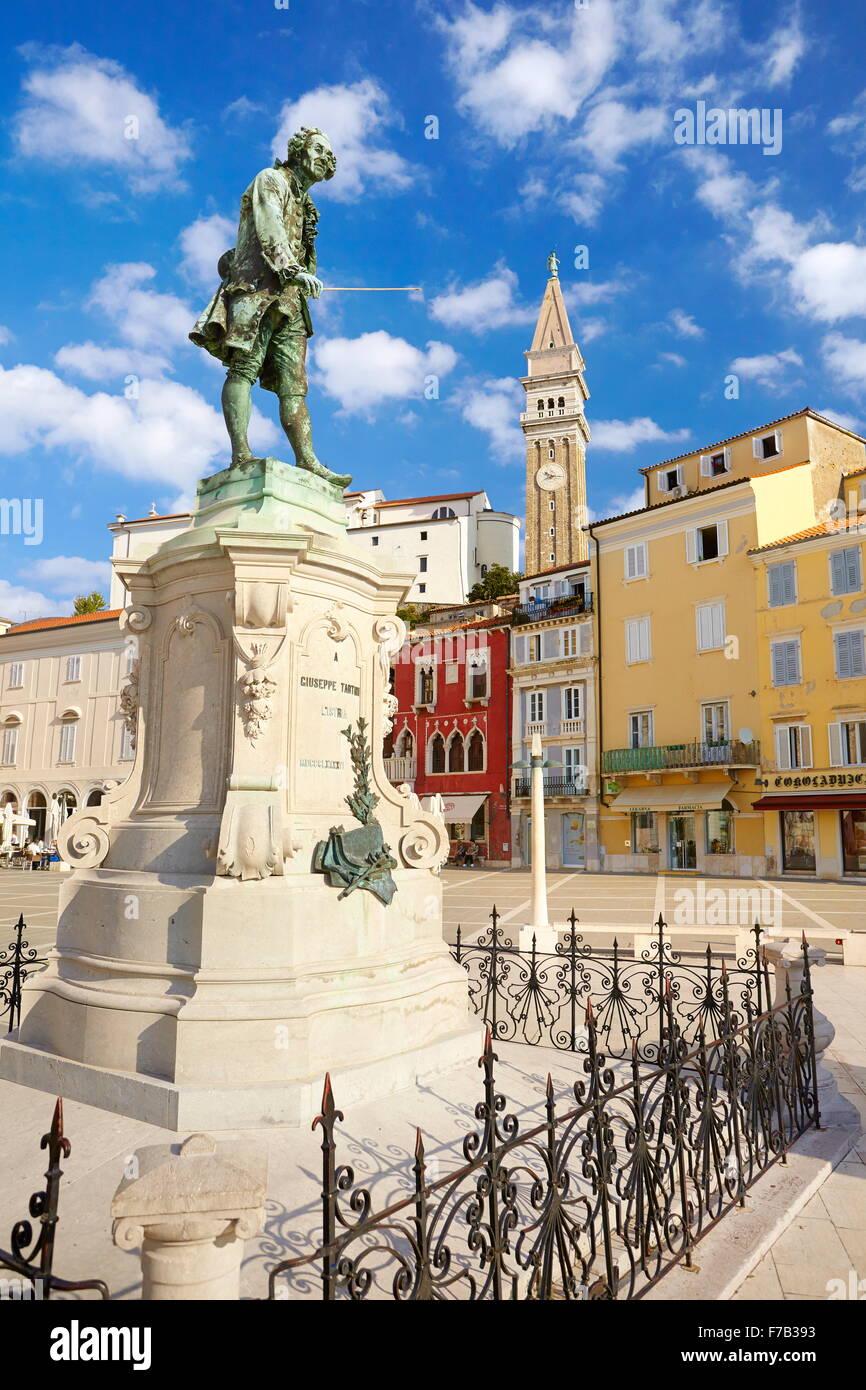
[
  {"xmin": 522, "ymin": 733, "xmax": 559, "ymax": 951},
  {"xmin": 112, "ymin": 1133, "xmax": 267, "ymax": 1300}
]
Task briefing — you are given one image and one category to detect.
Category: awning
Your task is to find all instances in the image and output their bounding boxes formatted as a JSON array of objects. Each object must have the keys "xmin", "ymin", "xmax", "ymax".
[
  {"xmin": 610, "ymin": 782, "xmax": 733, "ymax": 813},
  {"xmin": 753, "ymin": 793, "xmax": 866, "ymax": 811},
  {"xmin": 423, "ymin": 793, "xmax": 487, "ymax": 823}
]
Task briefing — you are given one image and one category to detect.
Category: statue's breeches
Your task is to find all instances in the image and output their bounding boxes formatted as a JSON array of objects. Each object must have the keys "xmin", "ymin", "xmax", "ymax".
[{"xmin": 226, "ymin": 303, "xmax": 309, "ymax": 396}]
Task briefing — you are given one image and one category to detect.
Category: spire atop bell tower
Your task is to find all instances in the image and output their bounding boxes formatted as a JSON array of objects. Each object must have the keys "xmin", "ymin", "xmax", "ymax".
[{"xmin": 520, "ymin": 258, "xmax": 591, "ymax": 574}]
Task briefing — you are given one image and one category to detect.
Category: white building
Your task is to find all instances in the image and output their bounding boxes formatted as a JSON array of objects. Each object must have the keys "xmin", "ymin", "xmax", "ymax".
[
  {"xmin": 108, "ymin": 490, "xmax": 521, "ymax": 609},
  {"xmin": 509, "ymin": 562, "xmax": 600, "ymax": 871},
  {"xmin": 0, "ymin": 608, "xmax": 134, "ymax": 839}
]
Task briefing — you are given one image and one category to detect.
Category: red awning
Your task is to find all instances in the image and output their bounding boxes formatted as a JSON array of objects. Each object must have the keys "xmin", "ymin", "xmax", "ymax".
[{"xmin": 752, "ymin": 793, "xmax": 866, "ymax": 811}]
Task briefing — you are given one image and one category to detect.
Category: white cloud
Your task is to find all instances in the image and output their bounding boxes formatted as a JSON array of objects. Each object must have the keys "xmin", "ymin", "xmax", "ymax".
[
  {"xmin": 590, "ymin": 417, "xmax": 690, "ymax": 451},
  {"xmin": 54, "ymin": 342, "xmax": 171, "ymax": 381},
  {"xmin": 0, "ymin": 581, "xmax": 67, "ymax": 623},
  {"xmin": 272, "ymin": 79, "xmax": 415, "ymax": 201},
  {"xmin": 669, "ymin": 309, "xmax": 703, "ymax": 338},
  {"xmin": 567, "ymin": 278, "xmax": 626, "ymax": 306},
  {"xmin": 815, "ymin": 405, "xmax": 864, "ymax": 433},
  {"xmin": 457, "ymin": 376, "xmax": 524, "ymax": 460},
  {"xmin": 728, "ymin": 347, "xmax": 803, "ymax": 387},
  {"xmin": 600, "ymin": 484, "xmax": 646, "ymax": 516},
  {"xmin": 13, "ymin": 44, "xmax": 191, "ymax": 192},
  {"xmin": 26, "ymin": 555, "xmax": 111, "ymax": 594},
  {"xmin": 0, "ymin": 362, "xmax": 277, "ymax": 490},
  {"xmin": 821, "ymin": 332, "xmax": 866, "ymax": 389},
  {"xmin": 312, "ymin": 332, "xmax": 457, "ymax": 413},
  {"xmin": 657, "ymin": 351, "xmax": 687, "ymax": 367},
  {"xmin": 580, "ymin": 318, "xmax": 607, "ymax": 343},
  {"xmin": 429, "ymin": 264, "xmax": 532, "ymax": 334},
  {"xmin": 179, "ymin": 214, "xmax": 236, "ymax": 292},
  {"xmin": 789, "ymin": 243, "xmax": 866, "ymax": 322},
  {"xmin": 87, "ymin": 262, "xmax": 192, "ymax": 351},
  {"xmin": 571, "ymin": 100, "xmax": 667, "ymax": 171},
  {"xmin": 0, "ymin": 326, "xmax": 13, "ymax": 346},
  {"xmin": 561, "ymin": 173, "xmax": 608, "ymax": 225},
  {"xmin": 439, "ymin": 0, "xmax": 618, "ymax": 147},
  {"xmin": 764, "ymin": 13, "xmax": 806, "ymax": 87}
]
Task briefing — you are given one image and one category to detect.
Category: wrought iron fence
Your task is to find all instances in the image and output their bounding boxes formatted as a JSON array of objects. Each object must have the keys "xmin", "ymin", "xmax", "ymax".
[
  {"xmin": 267, "ymin": 962, "xmax": 819, "ymax": 1301},
  {"xmin": 0, "ymin": 1098, "xmax": 109, "ymax": 1300},
  {"xmin": 0, "ymin": 914, "xmax": 46, "ymax": 1034},
  {"xmin": 452, "ymin": 910, "xmax": 773, "ymax": 1064}
]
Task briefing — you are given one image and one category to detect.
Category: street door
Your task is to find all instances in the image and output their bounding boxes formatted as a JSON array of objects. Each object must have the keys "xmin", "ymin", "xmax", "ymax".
[
  {"xmin": 668, "ymin": 814, "xmax": 697, "ymax": 869},
  {"xmin": 561, "ymin": 813, "xmax": 585, "ymax": 867}
]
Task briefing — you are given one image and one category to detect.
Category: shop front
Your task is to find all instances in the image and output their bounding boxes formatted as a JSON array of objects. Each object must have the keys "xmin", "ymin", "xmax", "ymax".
[
  {"xmin": 607, "ymin": 781, "xmax": 747, "ymax": 874},
  {"xmin": 753, "ymin": 773, "xmax": 866, "ymax": 879}
]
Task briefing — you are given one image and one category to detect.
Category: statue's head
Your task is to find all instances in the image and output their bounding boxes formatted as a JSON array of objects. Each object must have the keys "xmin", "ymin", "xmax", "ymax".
[{"xmin": 283, "ymin": 127, "xmax": 336, "ymax": 184}]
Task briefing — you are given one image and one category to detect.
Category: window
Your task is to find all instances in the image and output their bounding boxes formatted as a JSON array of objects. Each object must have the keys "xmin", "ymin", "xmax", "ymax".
[
  {"xmin": 1, "ymin": 722, "xmax": 18, "ymax": 766},
  {"xmin": 834, "ymin": 630, "xmax": 866, "ymax": 680},
  {"xmin": 120, "ymin": 724, "xmax": 135, "ymax": 760},
  {"xmin": 417, "ymin": 665, "xmax": 434, "ymax": 705},
  {"xmin": 531, "ymin": 584, "xmax": 550, "ymax": 602},
  {"xmin": 8, "ymin": 663, "xmax": 23, "ymax": 688},
  {"xmin": 771, "ymin": 638, "xmax": 801, "ymax": 686},
  {"xmin": 467, "ymin": 730, "xmax": 484, "ymax": 771},
  {"xmin": 557, "ymin": 397, "xmax": 565, "ymax": 409},
  {"xmin": 66, "ymin": 655, "xmax": 82, "ymax": 682},
  {"xmin": 548, "ymin": 448, "xmax": 555, "ymax": 460},
  {"xmin": 371, "ymin": 536, "xmax": 379, "ymax": 547},
  {"xmin": 830, "ymin": 719, "xmax": 866, "ymax": 766},
  {"xmin": 468, "ymin": 652, "xmax": 488, "ymax": 699},
  {"xmin": 700, "ymin": 448, "xmax": 731, "ymax": 477},
  {"xmin": 753, "ymin": 430, "xmax": 782, "ymax": 460},
  {"xmin": 775, "ymin": 724, "xmax": 813, "ymax": 770},
  {"xmin": 419, "ymin": 556, "xmax": 428, "ymax": 572},
  {"xmin": 563, "ymin": 747, "xmax": 584, "ymax": 790},
  {"xmin": 564, "ymin": 686, "xmax": 582, "ymax": 720},
  {"xmin": 420, "ymin": 531, "xmax": 427, "ymax": 540},
  {"xmin": 528, "ymin": 634, "xmax": 542, "ymax": 662},
  {"xmin": 549, "ymin": 553, "xmax": 555, "ymax": 563},
  {"xmin": 782, "ymin": 810, "xmax": 815, "ymax": 871},
  {"xmin": 625, "ymin": 617, "xmax": 651, "ymax": 664},
  {"xmin": 562, "ymin": 628, "xmax": 579, "ymax": 658},
  {"xmin": 529, "ymin": 691, "xmax": 545, "ymax": 724},
  {"xmin": 701, "ymin": 701, "xmax": 729, "ymax": 743},
  {"xmin": 686, "ymin": 521, "xmax": 728, "ymax": 563},
  {"xmin": 658, "ymin": 466, "xmax": 682, "ymax": 493},
  {"xmin": 695, "ymin": 601, "xmax": 725, "ymax": 652},
  {"xmin": 767, "ymin": 561, "xmax": 796, "ymax": 608},
  {"xmin": 429, "ymin": 732, "xmax": 445, "ymax": 773},
  {"xmin": 549, "ymin": 500, "xmax": 555, "ymax": 512},
  {"xmin": 630, "ymin": 811, "xmax": 659, "ymax": 854},
  {"xmin": 448, "ymin": 732, "xmax": 464, "ymax": 772},
  {"xmin": 431, "ymin": 506, "xmax": 457, "ymax": 520},
  {"xmin": 629, "ymin": 710, "xmax": 653, "ymax": 748},
  {"xmin": 59, "ymin": 718, "xmax": 77, "ymax": 764},
  {"xmin": 418, "ymin": 583, "xmax": 426, "ymax": 594},
  {"xmin": 830, "ymin": 547, "xmax": 862, "ymax": 596},
  {"xmin": 537, "ymin": 399, "xmax": 544, "ymax": 412},
  {"xmin": 549, "ymin": 527, "xmax": 555, "ymax": 537},
  {"xmin": 705, "ymin": 810, "xmax": 734, "ymax": 854},
  {"xmin": 624, "ymin": 543, "xmax": 647, "ymax": 580}
]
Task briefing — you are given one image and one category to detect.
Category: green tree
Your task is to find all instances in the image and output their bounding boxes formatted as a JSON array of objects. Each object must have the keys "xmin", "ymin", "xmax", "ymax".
[
  {"xmin": 467, "ymin": 563, "xmax": 522, "ymax": 603},
  {"xmin": 73, "ymin": 592, "xmax": 107, "ymax": 615}
]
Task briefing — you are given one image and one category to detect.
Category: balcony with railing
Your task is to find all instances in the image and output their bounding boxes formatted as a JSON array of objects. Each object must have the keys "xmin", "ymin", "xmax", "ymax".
[
  {"xmin": 513, "ymin": 776, "xmax": 587, "ymax": 799},
  {"xmin": 384, "ymin": 755, "xmax": 417, "ymax": 783},
  {"xmin": 602, "ymin": 740, "xmax": 761, "ymax": 774},
  {"xmin": 522, "ymin": 718, "xmax": 585, "ymax": 740},
  {"xmin": 511, "ymin": 594, "xmax": 593, "ymax": 627}
]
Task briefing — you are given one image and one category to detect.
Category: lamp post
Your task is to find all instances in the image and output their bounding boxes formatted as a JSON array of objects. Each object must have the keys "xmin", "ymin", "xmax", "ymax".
[{"xmin": 513, "ymin": 733, "xmax": 560, "ymax": 950}]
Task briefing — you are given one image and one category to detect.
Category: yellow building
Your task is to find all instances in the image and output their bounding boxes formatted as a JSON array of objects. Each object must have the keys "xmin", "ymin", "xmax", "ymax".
[
  {"xmin": 586, "ymin": 409, "xmax": 866, "ymax": 877},
  {"xmin": 750, "ymin": 467, "xmax": 866, "ymax": 878}
]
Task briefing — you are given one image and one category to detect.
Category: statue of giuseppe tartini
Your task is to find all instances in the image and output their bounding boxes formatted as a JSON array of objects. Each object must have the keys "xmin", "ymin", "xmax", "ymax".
[{"xmin": 190, "ymin": 126, "xmax": 351, "ymax": 490}]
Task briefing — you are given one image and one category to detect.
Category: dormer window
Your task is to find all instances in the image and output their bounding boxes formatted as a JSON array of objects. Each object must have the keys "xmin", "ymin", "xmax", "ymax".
[
  {"xmin": 753, "ymin": 430, "xmax": 782, "ymax": 460},
  {"xmin": 700, "ymin": 448, "xmax": 731, "ymax": 478},
  {"xmin": 658, "ymin": 466, "xmax": 683, "ymax": 493}
]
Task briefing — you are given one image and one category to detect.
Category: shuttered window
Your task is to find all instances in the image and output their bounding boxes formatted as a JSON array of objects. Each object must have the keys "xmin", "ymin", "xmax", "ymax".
[
  {"xmin": 775, "ymin": 724, "xmax": 812, "ymax": 770},
  {"xmin": 59, "ymin": 720, "xmax": 77, "ymax": 764},
  {"xmin": 829, "ymin": 720, "xmax": 866, "ymax": 767},
  {"xmin": 624, "ymin": 543, "xmax": 648, "ymax": 579},
  {"xmin": 834, "ymin": 629, "xmax": 866, "ymax": 679},
  {"xmin": 564, "ymin": 687, "xmax": 582, "ymax": 720},
  {"xmin": 529, "ymin": 691, "xmax": 545, "ymax": 723},
  {"xmin": 771, "ymin": 639, "xmax": 801, "ymax": 686},
  {"xmin": 1, "ymin": 725, "xmax": 18, "ymax": 765},
  {"xmin": 625, "ymin": 617, "xmax": 651, "ymax": 664},
  {"xmin": 695, "ymin": 601, "xmax": 725, "ymax": 652},
  {"xmin": 830, "ymin": 547, "xmax": 862, "ymax": 596},
  {"xmin": 767, "ymin": 561, "xmax": 796, "ymax": 607}
]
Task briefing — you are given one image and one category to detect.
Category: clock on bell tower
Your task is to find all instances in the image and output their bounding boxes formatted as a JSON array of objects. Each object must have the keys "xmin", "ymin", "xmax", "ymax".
[{"xmin": 521, "ymin": 253, "xmax": 590, "ymax": 574}]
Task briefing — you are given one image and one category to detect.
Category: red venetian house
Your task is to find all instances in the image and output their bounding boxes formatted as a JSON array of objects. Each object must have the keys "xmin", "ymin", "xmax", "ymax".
[{"xmin": 384, "ymin": 616, "xmax": 512, "ymax": 864}]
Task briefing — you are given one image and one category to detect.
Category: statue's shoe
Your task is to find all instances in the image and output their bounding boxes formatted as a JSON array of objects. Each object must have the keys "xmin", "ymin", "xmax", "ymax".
[{"xmin": 297, "ymin": 458, "xmax": 352, "ymax": 490}]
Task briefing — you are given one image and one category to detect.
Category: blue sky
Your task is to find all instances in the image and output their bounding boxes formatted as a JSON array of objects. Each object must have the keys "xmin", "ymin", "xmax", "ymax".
[{"xmin": 2, "ymin": 0, "xmax": 866, "ymax": 617}]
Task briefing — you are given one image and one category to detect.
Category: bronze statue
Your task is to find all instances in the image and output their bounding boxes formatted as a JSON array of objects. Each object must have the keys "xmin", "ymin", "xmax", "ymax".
[{"xmin": 190, "ymin": 126, "xmax": 351, "ymax": 489}]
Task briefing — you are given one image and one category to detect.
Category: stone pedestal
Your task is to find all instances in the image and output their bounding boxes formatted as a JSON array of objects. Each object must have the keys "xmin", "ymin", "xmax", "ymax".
[
  {"xmin": 112, "ymin": 1133, "xmax": 266, "ymax": 1300},
  {"xmin": 1, "ymin": 457, "xmax": 480, "ymax": 1127},
  {"xmin": 765, "ymin": 938, "xmax": 839, "ymax": 1113}
]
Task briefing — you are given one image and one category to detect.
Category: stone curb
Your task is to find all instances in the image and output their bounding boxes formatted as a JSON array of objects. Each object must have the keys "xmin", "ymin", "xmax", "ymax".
[{"xmin": 643, "ymin": 1108, "xmax": 862, "ymax": 1302}]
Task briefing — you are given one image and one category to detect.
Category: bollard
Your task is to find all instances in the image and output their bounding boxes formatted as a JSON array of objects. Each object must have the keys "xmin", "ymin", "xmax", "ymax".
[{"xmin": 112, "ymin": 1132, "xmax": 267, "ymax": 1300}]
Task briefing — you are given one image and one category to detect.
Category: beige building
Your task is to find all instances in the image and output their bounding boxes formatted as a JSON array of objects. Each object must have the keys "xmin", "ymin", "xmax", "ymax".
[
  {"xmin": 521, "ymin": 261, "xmax": 590, "ymax": 574},
  {"xmin": 0, "ymin": 608, "xmax": 134, "ymax": 839}
]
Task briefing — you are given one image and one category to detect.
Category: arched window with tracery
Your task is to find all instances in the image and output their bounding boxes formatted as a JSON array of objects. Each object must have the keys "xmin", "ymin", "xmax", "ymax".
[
  {"xmin": 429, "ymin": 733, "xmax": 445, "ymax": 774},
  {"xmin": 448, "ymin": 731, "xmax": 464, "ymax": 772},
  {"xmin": 467, "ymin": 730, "xmax": 485, "ymax": 771}
]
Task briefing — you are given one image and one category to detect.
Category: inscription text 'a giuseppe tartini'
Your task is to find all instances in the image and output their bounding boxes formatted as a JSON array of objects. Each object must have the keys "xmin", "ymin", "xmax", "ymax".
[{"xmin": 299, "ymin": 676, "xmax": 360, "ymax": 696}]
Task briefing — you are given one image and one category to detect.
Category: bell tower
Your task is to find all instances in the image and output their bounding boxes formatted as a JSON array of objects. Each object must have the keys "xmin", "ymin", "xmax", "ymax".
[{"xmin": 521, "ymin": 252, "xmax": 590, "ymax": 574}]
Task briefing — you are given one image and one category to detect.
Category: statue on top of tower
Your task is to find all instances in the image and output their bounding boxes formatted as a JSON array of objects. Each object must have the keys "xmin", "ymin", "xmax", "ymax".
[{"xmin": 546, "ymin": 249, "xmax": 560, "ymax": 278}]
